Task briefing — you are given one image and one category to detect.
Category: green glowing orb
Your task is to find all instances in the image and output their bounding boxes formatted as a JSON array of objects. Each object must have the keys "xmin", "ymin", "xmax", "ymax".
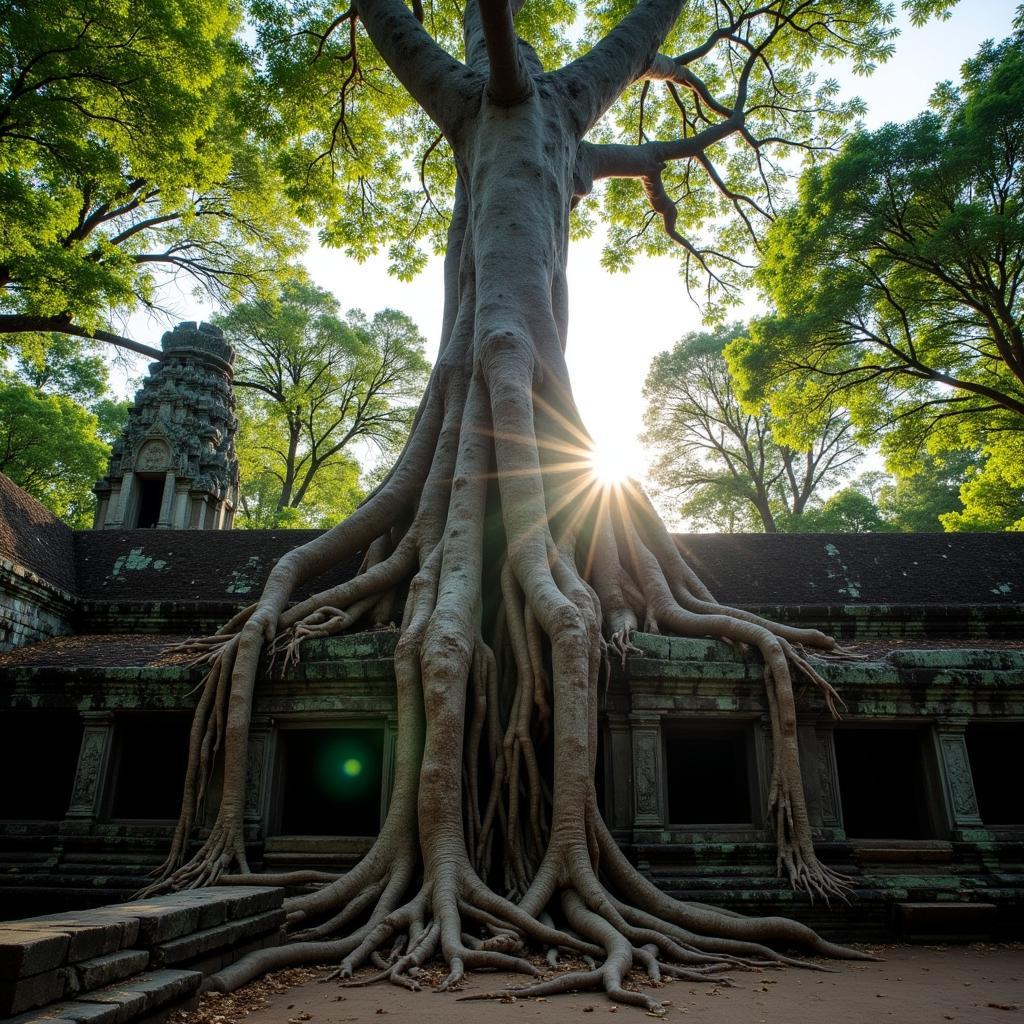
[{"xmin": 342, "ymin": 758, "xmax": 363, "ymax": 778}]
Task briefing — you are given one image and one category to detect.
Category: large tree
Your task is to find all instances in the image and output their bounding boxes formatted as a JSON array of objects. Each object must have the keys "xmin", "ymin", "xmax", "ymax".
[
  {"xmin": 0, "ymin": 334, "xmax": 129, "ymax": 525},
  {"xmin": 0, "ymin": 0, "xmax": 302, "ymax": 359},
  {"xmin": 644, "ymin": 324, "xmax": 860, "ymax": 532},
  {"xmin": 145, "ymin": 0, "xmax": 952, "ymax": 1007},
  {"xmin": 727, "ymin": 28, "xmax": 1024, "ymax": 491},
  {"xmin": 219, "ymin": 282, "xmax": 430, "ymax": 528}
]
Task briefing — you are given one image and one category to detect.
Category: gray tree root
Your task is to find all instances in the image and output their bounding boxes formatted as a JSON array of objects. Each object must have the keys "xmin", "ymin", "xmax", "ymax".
[{"xmin": 151, "ymin": 1, "xmax": 872, "ymax": 1005}]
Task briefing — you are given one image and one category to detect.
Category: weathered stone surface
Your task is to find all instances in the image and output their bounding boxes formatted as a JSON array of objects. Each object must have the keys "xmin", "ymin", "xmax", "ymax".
[
  {"xmin": 2, "ymin": 918, "xmax": 133, "ymax": 964},
  {"xmin": 0, "ymin": 928, "xmax": 70, "ymax": 981},
  {"xmin": 77, "ymin": 970, "xmax": 201, "ymax": 1020},
  {"xmin": 150, "ymin": 909, "xmax": 286, "ymax": 968},
  {"xmin": 168, "ymin": 886, "xmax": 282, "ymax": 925},
  {"xmin": 72, "ymin": 985, "xmax": 147, "ymax": 1024},
  {"xmin": 0, "ymin": 965, "xmax": 76, "ymax": 1016},
  {"xmin": 74, "ymin": 951, "xmax": 149, "ymax": 993},
  {"xmin": 100, "ymin": 901, "xmax": 200, "ymax": 946},
  {"xmin": 7, "ymin": 998, "xmax": 122, "ymax": 1024}
]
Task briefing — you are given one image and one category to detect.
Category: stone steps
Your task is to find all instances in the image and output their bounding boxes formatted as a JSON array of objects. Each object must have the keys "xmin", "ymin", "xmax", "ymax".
[{"xmin": 0, "ymin": 887, "xmax": 285, "ymax": 1020}]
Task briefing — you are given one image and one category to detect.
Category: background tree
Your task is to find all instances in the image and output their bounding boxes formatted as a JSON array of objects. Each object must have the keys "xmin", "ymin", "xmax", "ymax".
[
  {"xmin": 875, "ymin": 451, "xmax": 971, "ymax": 530},
  {"xmin": 217, "ymin": 281, "xmax": 430, "ymax": 528},
  {"xmin": 0, "ymin": 334, "xmax": 129, "ymax": 525},
  {"xmin": 940, "ymin": 436, "xmax": 1024, "ymax": 530},
  {"xmin": 0, "ymin": 0, "xmax": 303, "ymax": 358},
  {"xmin": 137, "ymin": 0, "xmax": 952, "ymax": 1007},
  {"xmin": 644, "ymin": 324, "xmax": 861, "ymax": 532},
  {"xmin": 728, "ymin": 28, "xmax": 1024, "ymax": 527}
]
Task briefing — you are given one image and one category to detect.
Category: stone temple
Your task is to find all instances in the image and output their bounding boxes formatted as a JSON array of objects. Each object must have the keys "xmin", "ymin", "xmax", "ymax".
[
  {"xmin": 0, "ymin": 334, "xmax": 1022, "ymax": 1012},
  {"xmin": 92, "ymin": 322, "xmax": 239, "ymax": 531}
]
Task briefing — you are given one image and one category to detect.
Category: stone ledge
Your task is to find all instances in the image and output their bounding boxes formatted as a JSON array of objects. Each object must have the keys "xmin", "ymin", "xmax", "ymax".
[
  {"xmin": 0, "ymin": 889, "xmax": 284, "ymax": 1018},
  {"xmin": 150, "ymin": 909, "xmax": 286, "ymax": 968},
  {"xmin": 75, "ymin": 951, "xmax": 150, "ymax": 992},
  {"xmin": 0, "ymin": 929, "xmax": 70, "ymax": 981}
]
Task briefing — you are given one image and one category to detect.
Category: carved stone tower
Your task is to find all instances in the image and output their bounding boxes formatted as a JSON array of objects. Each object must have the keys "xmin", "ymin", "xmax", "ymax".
[{"xmin": 93, "ymin": 322, "xmax": 239, "ymax": 530}]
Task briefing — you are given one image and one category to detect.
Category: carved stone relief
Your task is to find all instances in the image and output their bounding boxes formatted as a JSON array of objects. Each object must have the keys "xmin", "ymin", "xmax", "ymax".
[{"xmin": 938, "ymin": 731, "xmax": 981, "ymax": 822}]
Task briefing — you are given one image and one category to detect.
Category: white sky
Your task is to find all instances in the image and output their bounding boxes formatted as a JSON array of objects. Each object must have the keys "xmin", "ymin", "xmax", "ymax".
[{"xmin": 119, "ymin": 0, "xmax": 1019, "ymax": 488}]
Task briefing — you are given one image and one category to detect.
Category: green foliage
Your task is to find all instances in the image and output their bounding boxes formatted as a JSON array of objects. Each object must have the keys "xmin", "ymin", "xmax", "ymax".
[
  {"xmin": 0, "ymin": 0, "xmax": 303, "ymax": 345},
  {"xmin": 789, "ymin": 487, "xmax": 894, "ymax": 533},
  {"xmin": 876, "ymin": 451, "xmax": 970, "ymax": 531},
  {"xmin": 0, "ymin": 384, "xmax": 107, "ymax": 527},
  {"xmin": 0, "ymin": 333, "xmax": 130, "ymax": 525},
  {"xmin": 940, "ymin": 435, "xmax": 1024, "ymax": 531},
  {"xmin": 643, "ymin": 323, "xmax": 860, "ymax": 532},
  {"xmin": 588, "ymin": 1, "xmax": 954, "ymax": 306},
  {"xmin": 728, "ymin": 28, "xmax": 1024, "ymax": 528},
  {"xmin": 219, "ymin": 280, "xmax": 431, "ymax": 528},
  {"xmin": 10, "ymin": 334, "xmax": 108, "ymax": 404}
]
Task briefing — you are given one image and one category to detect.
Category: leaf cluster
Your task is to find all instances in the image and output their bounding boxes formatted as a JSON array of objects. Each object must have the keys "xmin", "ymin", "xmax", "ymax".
[{"xmin": 728, "ymin": 26, "xmax": 1024, "ymax": 528}]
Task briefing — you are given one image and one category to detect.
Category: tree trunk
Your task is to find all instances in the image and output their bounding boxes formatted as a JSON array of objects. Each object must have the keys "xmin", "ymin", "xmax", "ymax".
[{"xmin": 142, "ymin": 6, "xmax": 865, "ymax": 1007}]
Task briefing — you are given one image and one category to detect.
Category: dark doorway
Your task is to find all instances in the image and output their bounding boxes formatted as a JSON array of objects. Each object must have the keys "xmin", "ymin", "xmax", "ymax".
[
  {"xmin": 110, "ymin": 715, "xmax": 191, "ymax": 819},
  {"xmin": 966, "ymin": 722, "xmax": 1024, "ymax": 825},
  {"xmin": 0, "ymin": 712, "xmax": 83, "ymax": 819},
  {"xmin": 834, "ymin": 728, "xmax": 933, "ymax": 839},
  {"xmin": 135, "ymin": 477, "xmax": 165, "ymax": 528},
  {"xmin": 665, "ymin": 724, "xmax": 754, "ymax": 825},
  {"xmin": 276, "ymin": 729, "xmax": 384, "ymax": 836}
]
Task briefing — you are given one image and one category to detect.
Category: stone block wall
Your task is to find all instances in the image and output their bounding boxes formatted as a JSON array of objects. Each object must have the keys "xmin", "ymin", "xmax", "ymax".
[
  {"xmin": 0, "ymin": 560, "xmax": 75, "ymax": 653},
  {"xmin": 0, "ymin": 887, "xmax": 285, "ymax": 1021}
]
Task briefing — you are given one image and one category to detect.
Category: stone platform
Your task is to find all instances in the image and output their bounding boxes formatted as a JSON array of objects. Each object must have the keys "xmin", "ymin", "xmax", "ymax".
[{"xmin": 0, "ymin": 887, "xmax": 285, "ymax": 1021}]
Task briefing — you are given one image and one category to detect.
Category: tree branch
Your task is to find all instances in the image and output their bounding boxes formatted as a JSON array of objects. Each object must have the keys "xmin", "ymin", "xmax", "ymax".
[
  {"xmin": 553, "ymin": 0, "xmax": 685, "ymax": 135},
  {"xmin": 0, "ymin": 313, "xmax": 163, "ymax": 361},
  {"xmin": 476, "ymin": 0, "xmax": 531, "ymax": 105},
  {"xmin": 353, "ymin": 0, "xmax": 481, "ymax": 135}
]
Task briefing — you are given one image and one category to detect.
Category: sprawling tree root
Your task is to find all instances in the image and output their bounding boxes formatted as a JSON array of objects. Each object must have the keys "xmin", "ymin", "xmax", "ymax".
[{"xmin": 147, "ymin": 0, "xmax": 877, "ymax": 1006}]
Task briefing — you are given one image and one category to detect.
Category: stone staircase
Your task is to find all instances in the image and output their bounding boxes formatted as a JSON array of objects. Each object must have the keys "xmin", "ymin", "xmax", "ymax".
[{"xmin": 0, "ymin": 887, "xmax": 285, "ymax": 1022}]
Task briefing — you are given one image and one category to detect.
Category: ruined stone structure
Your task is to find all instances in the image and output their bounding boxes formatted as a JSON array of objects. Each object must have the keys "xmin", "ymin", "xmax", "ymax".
[
  {"xmin": 1, "ymin": 475, "xmax": 1022, "ymax": 943},
  {"xmin": 92, "ymin": 322, "xmax": 239, "ymax": 531}
]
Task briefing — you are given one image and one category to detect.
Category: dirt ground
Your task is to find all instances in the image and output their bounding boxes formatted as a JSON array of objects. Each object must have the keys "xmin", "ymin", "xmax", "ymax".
[{"xmin": 172, "ymin": 945, "xmax": 1023, "ymax": 1024}]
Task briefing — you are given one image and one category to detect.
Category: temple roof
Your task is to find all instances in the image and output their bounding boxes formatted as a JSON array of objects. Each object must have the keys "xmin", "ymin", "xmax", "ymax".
[
  {"xmin": 0, "ymin": 472, "xmax": 75, "ymax": 593},
  {"xmin": 65, "ymin": 529, "xmax": 1024, "ymax": 608}
]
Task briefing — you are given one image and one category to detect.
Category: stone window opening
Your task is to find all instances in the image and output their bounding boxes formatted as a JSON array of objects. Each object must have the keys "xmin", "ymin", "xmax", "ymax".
[
  {"xmin": 833, "ymin": 726, "xmax": 940, "ymax": 840},
  {"xmin": 107, "ymin": 714, "xmax": 191, "ymax": 820},
  {"xmin": 0, "ymin": 711, "xmax": 83, "ymax": 820},
  {"xmin": 271, "ymin": 726, "xmax": 385, "ymax": 837},
  {"xmin": 663, "ymin": 721, "xmax": 758, "ymax": 827},
  {"xmin": 965, "ymin": 722, "xmax": 1024, "ymax": 826}
]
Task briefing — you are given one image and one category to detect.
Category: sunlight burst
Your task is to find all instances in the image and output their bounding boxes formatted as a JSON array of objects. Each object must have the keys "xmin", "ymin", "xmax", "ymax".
[{"xmin": 588, "ymin": 438, "xmax": 636, "ymax": 487}]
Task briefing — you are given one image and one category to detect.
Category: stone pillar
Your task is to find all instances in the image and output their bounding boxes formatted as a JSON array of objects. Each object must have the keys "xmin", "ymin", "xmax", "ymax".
[
  {"xmin": 630, "ymin": 715, "xmax": 665, "ymax": 828},
  {"xmin": 813, "ymin": 724, "xmax": 844, "ymax": 836},
  {"xmin": 382, "ymin": 715, "xmax": 399, "ymax": 817},
  {"xmin": 62, "ymin": 712, "xmax": 115, "ymax": 832},
  {"xmin": 755, "ymin": 713, "xmax": 774, "ymax": 828},
  {"xmin": 605, "ymin": 715, "xmax": 633, "ymax": 831},
  {"xmin": 104, "ymin": 473, "xmax": 135, "ymax": 529},
  {"xmin": 156, "ymin": 470, "xmax": 176, "ymax": 528},
  {"xmin": 244, "ymin": 716, "xmax": 274, "ymax": 831},
  {"xmin": 934, "ymin": 719, "xmax": 983, "ymax": 836}
]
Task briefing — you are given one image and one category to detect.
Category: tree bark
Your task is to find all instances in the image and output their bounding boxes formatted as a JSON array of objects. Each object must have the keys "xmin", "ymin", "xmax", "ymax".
[{"xmin": 145, "ymin": 2, "xmax": 868, "ymax": 1006}]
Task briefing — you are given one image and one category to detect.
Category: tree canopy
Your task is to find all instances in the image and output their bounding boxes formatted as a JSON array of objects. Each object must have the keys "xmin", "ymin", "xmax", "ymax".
[
  {"xmin": 218, "ymin": 281, "xmax": 430, "ymax": 528},
  {"xmin": 643, "ymin": 323, "xmax": 860, "ymax": 532},
  {"xmin": 727, "ymin": 26, "xmax": 1024, "ymax": 527},
  {"xmin": 0, "ymin": 334, "xmax": 129, "ymax": 525},
  {"xmin": 0, "ymin": 0, "xmax": 303, "ymax": 357}
]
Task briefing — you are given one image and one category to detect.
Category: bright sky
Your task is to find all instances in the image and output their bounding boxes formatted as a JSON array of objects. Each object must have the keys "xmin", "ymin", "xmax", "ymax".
[{"xmin": 120, "ymin": 0, "xmax": 1019, "ymax": 487}]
